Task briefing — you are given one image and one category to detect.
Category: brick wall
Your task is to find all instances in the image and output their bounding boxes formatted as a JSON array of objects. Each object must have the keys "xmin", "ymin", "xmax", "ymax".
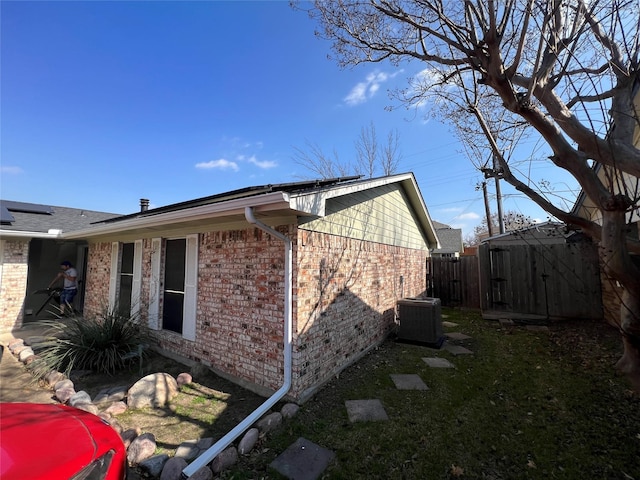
[
  {"xmin": 0, "ymin": 239, "xmax": 30, "ymax": 331},
  {"xmin": 82, "ymin": 225, "xmax": 428, "ymax": 402},
  {"xmin": 83, "ymin": 242, "xmax": 113, "ymax": 318},
  {"xmin": 292, "ymin": 229, "xmax": 427, "ymax": 401}
]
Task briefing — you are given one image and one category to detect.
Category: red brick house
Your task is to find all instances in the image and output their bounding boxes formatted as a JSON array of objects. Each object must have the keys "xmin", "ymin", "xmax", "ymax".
[{"xmin": 6, "ymin": 174, "xmax": 439, "ymax": 402}]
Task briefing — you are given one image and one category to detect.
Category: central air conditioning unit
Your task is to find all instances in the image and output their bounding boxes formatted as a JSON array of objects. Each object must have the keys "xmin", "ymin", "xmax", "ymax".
[{"xmin": 396, "ymin": 297, "xmax": 444, "ymax": 348}]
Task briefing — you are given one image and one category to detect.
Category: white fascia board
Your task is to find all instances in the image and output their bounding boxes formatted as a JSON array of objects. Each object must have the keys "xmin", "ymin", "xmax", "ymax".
[
  {"xmin": 62, "ymin": 191, "xmax": 291, "ymax": 239},
  {"xmin": 0, "ymin": 230, "xmax": 62, "ymax": 240}
]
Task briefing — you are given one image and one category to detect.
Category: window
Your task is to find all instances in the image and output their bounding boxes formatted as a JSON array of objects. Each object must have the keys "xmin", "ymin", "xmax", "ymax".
[
  {"xmin": 163, "ymin": 238, "xmax": 186, "ymax": 334},
  {"xmin": 118, "ymin": 243, "xmax": 134, "ymax": 317},
  {"xmin": 109, "ymin": 241, "xmax": 142, "ymax": 318},
  {"xmin": 149, "ymin": 235, "xmax": 198, "ymax": 340}
]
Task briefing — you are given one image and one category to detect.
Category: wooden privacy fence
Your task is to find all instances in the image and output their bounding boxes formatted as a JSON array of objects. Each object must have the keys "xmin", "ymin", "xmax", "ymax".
[
  {"xmin": 427, "ymin": 256, "xmax": 481, "ymax": 309},
  {"xmin": 478, "ymin": 242, "xmax": 603, "ymax": 321}
]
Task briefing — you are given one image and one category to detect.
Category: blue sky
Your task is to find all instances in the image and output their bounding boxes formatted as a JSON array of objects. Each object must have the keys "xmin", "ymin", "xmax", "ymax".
[{"xmin": 1, "ymin": 1, "xmax": 577, "ymax": 237}]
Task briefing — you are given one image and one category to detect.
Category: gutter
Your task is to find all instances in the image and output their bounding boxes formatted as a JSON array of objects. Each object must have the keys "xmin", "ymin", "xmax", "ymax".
[
  {"xmin": 181, "ymin": 206, "xmax": 293, "ymax": 479},
  {"xmin": 0, "ymin": 229, "xmax": 63, "ymax": 240}
]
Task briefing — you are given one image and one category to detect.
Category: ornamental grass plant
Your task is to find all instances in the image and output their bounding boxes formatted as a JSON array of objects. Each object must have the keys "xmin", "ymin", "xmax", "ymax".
[{"xmin": 30, "ymin": 308, "xmax": 148, "ymax": 379}]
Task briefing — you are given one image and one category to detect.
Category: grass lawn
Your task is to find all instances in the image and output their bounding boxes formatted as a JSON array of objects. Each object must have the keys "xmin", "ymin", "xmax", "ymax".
[{"xmin": 224, "ymin": 308, "xmax": 640, "ymax": 480}]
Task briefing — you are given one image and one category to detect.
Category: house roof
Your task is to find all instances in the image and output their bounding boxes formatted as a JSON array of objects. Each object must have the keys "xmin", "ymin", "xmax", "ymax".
[
  {"xmin": 432, "ymin": 226, "xmax": 463, "ymax": 254},
  {"xmin": 0, "ymin": 200, "xmax": 120, "ymax": 239},
  {"xmin": 62, "ymin": 173, "xmax": 440, "ymax": 248}
]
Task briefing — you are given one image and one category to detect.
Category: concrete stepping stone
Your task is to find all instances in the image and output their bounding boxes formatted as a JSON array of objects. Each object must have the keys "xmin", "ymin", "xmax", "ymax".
[
  {"xmin": 389, "ymin": 374, "xmax": 429, "ymax": 390},
  {"xmin": 445, "ymin": 332, "xmax": 472, "ymax": 341},
  {"xmin": 269, "ymin": 437, "xmax": 335, "ymax": 480},
  {"xmin": 443, "ymin": 344, "xmax": 474, "ymax": 356},
  {"xmin": 345, "ymin": 399, "xmax": 389, "ymax": 422},
  {"xmin": 422, "ymin": 357, "xmax": 455, "ymax": 368},
  {"xmin": 442, "ymin": 321, "xmax": 458, "ymax": 328}
]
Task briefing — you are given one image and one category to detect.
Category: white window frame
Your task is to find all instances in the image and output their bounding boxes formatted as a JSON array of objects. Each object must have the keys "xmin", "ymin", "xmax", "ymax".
[{"xmin": 149, "ymin": 235, "xmax": 198, "ymax": 340}]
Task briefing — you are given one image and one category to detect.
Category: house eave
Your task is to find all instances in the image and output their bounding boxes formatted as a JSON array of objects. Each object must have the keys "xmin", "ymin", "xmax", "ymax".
[{"xmin": 62, "ymin": 192, "xmax": 294, "ymax": 240}]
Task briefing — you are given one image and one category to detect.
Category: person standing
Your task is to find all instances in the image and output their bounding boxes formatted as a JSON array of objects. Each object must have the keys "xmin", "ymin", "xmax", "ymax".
[{"xmin": 49, "ymin": 260, "xmax": 78, "ymax": 315}]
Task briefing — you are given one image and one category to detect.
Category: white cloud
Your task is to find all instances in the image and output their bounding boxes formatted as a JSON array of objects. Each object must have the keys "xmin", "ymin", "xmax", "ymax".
[
  {"xmin": 248, "ymin": 155, "xmax": 277, "ymax": 169},
  {"xmin": 344, "ymin": 70, "xmax": 401, "ymax": 106},
  {"xmin": 1, "ymin": 166, "xmax": 24, "ymax": 174},
  {"xmin": 455, "ymin": 212, "xmax": 481, "ymax": 221},
  {"xmin": 195, "ymin": 158, "xmax": 239, "ymax": 172}
]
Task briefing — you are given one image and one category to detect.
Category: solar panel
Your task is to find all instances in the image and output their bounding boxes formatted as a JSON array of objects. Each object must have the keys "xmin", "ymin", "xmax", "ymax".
[
  {"xmin": 0, "ymin": 205, "xmax": 15, "ymax": 224},
  {"xmin": 0, "ymin": 200, "xmax": 54, "ymax": 215}
]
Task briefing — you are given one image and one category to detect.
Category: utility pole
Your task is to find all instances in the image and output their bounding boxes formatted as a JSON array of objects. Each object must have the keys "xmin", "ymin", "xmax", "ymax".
[
  {"xmin": 479, "ymin": 181, "xmax": 493, "ymax": 237},
  {"xmin": 480, "ymin": 154, "xmax": 505, "ymax": 235}
]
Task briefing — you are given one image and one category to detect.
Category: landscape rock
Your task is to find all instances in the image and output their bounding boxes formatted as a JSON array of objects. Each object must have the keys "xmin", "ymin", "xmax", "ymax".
[
  {"xmin": 189, "ymin": 465, "xmax": 214, "ymax": 480},
  {"xmin": 175, "ymin": 439, "xmax": 200, "ymax": 462},
  {"xmin": 175, "ymin": 437, "xmax": 214, "ymax": 461},
  {"xmin": 238, "ymin": 427, "xmax": 259, "ymax": 455},
  {"xmin": 176, "ymin": 372, "xmax": 192, "ymax": 388},
  {"xmin": 256, "ymin": 412, "xmax": 282, "ymax": 434},
  {"xmin": 75, "ymin": 402, "xmax": 99, "ymax": 415},
  {"xmin": 104, "ymin": 401, "xmax": 128, "ymax": 416},
  {"xmin": 121, "ymin": 428, "xmax": 141, "ymax": 448},
  {"xmin": 22, "ymin": 355, "xmax": 37, "ymax": 365},
  {"xmin": 54, "ymin": 379, "xmax": 74, "ymax": 391},
  {"xmin": 12, "ymin": 345, "xmax": 29, "ymax": 357},
  {"xmin": 69, "ymin": 390, "xmax": 92, "ymax": 407},
  {"xmin": 139, "ymin": 454, "xmax": 170, "ymax": 478},
  {"xmin": 18, "ymin": 347, "xmax": 35, "ymax": 362},
  {"xmin": 8, "ymin": 338, "xmax": 24, "ymax": 352},
  {"xmin": 94, "ymin": 385, "xmax": 128, "ymax": 405},
  {"xmin": 160, "ymin": 456, "xmax": 188, "ymax": 480},
  {"xmin": 127, "ymin": 432, "xmax": 156, "ymax": 465},
  {"xmin": 127, "ymin": 372, "xmax": 179, "ymax": 409},
  {"xmin": 281, "ymin": 403, "xmax": 300, "ymax": 419},
  {"xmin": 55, "ymin": 386, "xmax": 76, "ymax": 403},
  {"xmin": 210, "ymin": 446, "xmax": 238, "ymax": 474},
  {"xmin": 45, "ymin": 371, "xmax": 67, "ymax": 388}
]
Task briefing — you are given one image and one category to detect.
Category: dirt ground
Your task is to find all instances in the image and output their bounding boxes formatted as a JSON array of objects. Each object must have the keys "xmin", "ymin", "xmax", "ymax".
[{"xmin": 0, "ymin": 334, "xmax": 270, "ymax": 457}]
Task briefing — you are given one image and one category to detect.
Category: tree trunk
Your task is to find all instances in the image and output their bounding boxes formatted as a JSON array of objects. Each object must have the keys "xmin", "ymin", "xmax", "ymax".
[
  {"xmin": 600, "ymin": 205, "xmax": 640, "ymax": 389},
  {"xmin": 616, "ymin": 283, "xmax": 640, "ymax": 390}
]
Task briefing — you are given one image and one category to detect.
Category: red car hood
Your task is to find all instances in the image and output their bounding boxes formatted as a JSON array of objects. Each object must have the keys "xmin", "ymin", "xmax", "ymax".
[{"xmin": 0, "ymin": 402, "xmax": 126, "ymax": 480}]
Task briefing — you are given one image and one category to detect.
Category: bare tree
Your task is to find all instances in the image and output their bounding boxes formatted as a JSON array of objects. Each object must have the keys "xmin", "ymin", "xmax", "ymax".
[
  {"xmin": 466, "ymin": 211, "xmax": 536, "ymax": 246},
  {"xmin": 293, "ymin": 123, "xmax": 402, "ymax": 178},
  {"xmin": 305, "ymin": 1, "xmax": 640, "ymax": 387}
]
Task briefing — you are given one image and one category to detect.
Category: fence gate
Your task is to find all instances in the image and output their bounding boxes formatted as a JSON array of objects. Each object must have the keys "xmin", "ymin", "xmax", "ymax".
[
  {"xmin": 428, "ymin": 256, "xmax": 480, "ymax": 309},
  {"xmin": 478, "ymin": 242, "xmax": 602, "ymax": 321}
]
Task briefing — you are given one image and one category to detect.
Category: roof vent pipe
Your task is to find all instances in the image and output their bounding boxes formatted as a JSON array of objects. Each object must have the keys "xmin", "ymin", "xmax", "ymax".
[
  {"xmin": 181, "ymin": 206, "xmax": 293, "ymax": 479},
  {"xmin": 140, "ymin": 198, "xmax": 149, "ymax": 212}
]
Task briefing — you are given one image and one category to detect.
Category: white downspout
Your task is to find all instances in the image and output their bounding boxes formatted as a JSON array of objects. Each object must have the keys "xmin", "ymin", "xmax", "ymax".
[{"xmin": 181, "ymin": 207, "xmax": 293, "ymax": 479}]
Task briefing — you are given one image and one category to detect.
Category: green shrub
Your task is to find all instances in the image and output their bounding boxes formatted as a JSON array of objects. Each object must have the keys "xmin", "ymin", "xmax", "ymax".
[{"xmin": 31, "ymin": 309, "xmax": 148, "ymax": 379}]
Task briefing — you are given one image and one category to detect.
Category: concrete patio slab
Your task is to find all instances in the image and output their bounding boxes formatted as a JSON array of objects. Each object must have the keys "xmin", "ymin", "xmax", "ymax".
[
  {"xmin": 442, "ymin": 321, "xmax": 459, "ymax": 328},
  {"xmin": 443, "ymin": 344, "xmax": 474, "ymax": 356},
  {"xmin": 390, "ymin": 374, "xmax": 429, "ymax": 390},
  {"xmin": 345, "ymin": 399, "xmax": 389, "ymax": 422},
  {"xmin": 269, "ymin": 437, "xmax": 335, "ymax": 480},
  {"xmin": 422, "ymin": 357, "xmax": 455, "ymax": 368},
  {"xmin": 445, "ymin": 332, "xmax": 472, "ymax": 341}
]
